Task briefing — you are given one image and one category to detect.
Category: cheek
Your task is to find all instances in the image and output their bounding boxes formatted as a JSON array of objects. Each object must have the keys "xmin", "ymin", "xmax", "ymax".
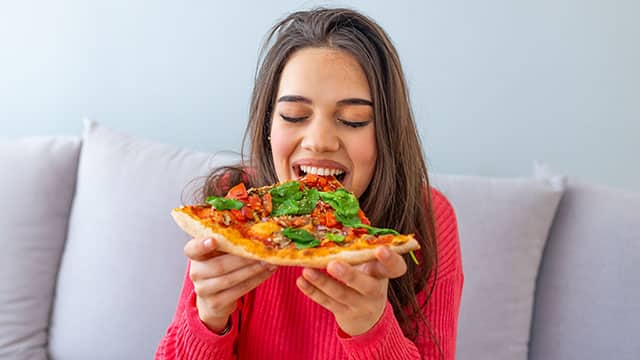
[
  {"xmin": 270, "ymin": 123, "xmax": 298, "ymax": 175},
  {"xmin": 346, "ymin": 128, "xmax": 377, "ymax": 178}
]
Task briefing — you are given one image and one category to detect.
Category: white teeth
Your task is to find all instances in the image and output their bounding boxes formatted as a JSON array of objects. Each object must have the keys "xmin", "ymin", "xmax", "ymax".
[{"xmin": 299, "ymin": 165, "xmax": 345, "ymax": 176}]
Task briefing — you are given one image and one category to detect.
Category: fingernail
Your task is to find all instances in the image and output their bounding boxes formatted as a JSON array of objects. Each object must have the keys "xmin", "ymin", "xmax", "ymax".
[
  {"xmin": 297, "ymin": 277, "xmax": 310, "ymax": 289},
  {"xmin": 203, "ymin": 238, "xmax": 212, "ymax": 248},
  {"xmin": 380, "ymin": 247, "xmax": 391, "ymax": 260},
  {"xmin": 305, "ymin": 269, "xmax": 319, "ymax": 280},
  {"xmin": 330, "ymin": 262, "xmax": 346, "ymax": 276}
]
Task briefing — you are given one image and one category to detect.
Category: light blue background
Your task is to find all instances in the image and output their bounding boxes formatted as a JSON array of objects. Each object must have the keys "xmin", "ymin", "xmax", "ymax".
[{"xmin": 1, "ymin": 1, "xmax": 638, "ymax": 191}]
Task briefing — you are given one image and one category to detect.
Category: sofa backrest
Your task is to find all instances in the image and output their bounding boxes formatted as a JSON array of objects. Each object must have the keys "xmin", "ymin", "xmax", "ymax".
[
  {"xmin": 530, "ymin": 181, "xmax": 640, "ymax": 360},
  {"xmin": 0, "ymin": 137, "xmax": 81, "ymax": 359},
  {"xmin": 48, "ymin": 122, "xmax": 238, "ymax": 360},
  {"xmin": 432, "ymin": 174, "xmax": 564, "ymax": 360}
]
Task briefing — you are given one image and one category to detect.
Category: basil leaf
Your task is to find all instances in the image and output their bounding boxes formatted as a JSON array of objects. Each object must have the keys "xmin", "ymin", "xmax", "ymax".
[
  {"xmin": 282, "ymin": 227, "xmax": 316, "ymax": 243},
  {"xmin": 295, "ymin": 239, "xmax": 321, "ymax": 249},
  {"xmin": 205, "ymin": 196, "xmax": 243, "ymax": 210},
  {"xmin": 325, "ymin": 233, "xmax": 345, "ymax": 243}
]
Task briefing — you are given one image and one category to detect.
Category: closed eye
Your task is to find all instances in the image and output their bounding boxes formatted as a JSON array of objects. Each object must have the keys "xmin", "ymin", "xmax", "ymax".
[
  {"xmin": 280, "ymin": 114, "xmax": 307, "ymax": 123},
  {"xmin": 339, "ymin": 119, "xmax": 372, "ymax": 128}
]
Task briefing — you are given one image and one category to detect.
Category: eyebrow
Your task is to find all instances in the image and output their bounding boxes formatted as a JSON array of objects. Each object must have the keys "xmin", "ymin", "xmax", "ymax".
[{"xmin": 277, "ymin": 95, "xmax": 373, "ymax": 107}]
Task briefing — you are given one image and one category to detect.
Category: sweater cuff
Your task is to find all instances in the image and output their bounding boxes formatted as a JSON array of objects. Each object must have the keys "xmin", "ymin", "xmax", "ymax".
[
  {"xmin": 337, "ymin": 302, "xmax": 415, "ymax": 359},
  {"xmin": 179, "ymin": 290, "xmax": 238, "ymax": 358}
]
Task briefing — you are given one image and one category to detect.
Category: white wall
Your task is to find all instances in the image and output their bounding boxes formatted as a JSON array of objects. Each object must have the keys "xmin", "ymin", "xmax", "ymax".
[{"xmin": 1, "ymin": 0, "xmax": 638, "ymax": 191}]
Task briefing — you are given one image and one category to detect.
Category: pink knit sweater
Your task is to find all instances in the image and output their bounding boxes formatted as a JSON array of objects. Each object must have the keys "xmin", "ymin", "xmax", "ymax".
[{"xmin": 156, "ymin": 188, "xmax": 463, "ymax": 359}]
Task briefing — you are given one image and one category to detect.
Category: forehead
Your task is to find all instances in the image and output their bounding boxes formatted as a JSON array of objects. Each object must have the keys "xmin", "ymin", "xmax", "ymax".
[{"xmin": 276, "ymin": 47, "xmax": 371, "ymax": 101}]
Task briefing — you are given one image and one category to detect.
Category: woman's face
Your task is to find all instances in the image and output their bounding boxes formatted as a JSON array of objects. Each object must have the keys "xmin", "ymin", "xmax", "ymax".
[{"xmin": 269, "ymin": 47, "xmax": 376, "ymax": 197}]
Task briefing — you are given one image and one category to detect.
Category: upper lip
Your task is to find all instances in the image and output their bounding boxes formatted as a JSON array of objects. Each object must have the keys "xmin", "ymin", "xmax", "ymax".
[{"xmin": 291, "ymin": 159, "xmax": 348, "ymax": 172}]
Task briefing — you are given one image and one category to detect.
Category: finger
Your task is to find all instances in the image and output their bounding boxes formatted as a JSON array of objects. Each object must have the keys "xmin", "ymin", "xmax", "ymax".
[
  {"xmin": 356, "ymin": 260, "xmax": 389, "ymax": 279},
  {"xmin": 184, "ymin": 238, "xmax": 220, "ymax": 261},
  {"xmin": 301, "ymin": 268, "xmax": 359, "ymax": 306},
  {"xmin": 191, "ymin": 253, "xmax": 262, "ymax": 281},
  {"xmin": 296, "ymin": 275, "xmax": 349, "ymax": 314},
  {"xmin": 196, "ymin": 261, "xmax": 277, "ymax": 296},
  {"xmin": 327, "ymin": 261, "xmax": 383, "ymax": 296},
  {"xmin": 374, "ymin": 247, "xmax": 407, "ymax": 279},
  {"xmin": 213, "ymin": 267, "xmax": 277, "ymax": 305}
]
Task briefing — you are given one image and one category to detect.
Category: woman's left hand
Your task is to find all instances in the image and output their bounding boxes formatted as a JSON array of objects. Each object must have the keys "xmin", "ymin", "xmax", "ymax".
[{"xmin": 296, "ymin": 246, "xmax": 408, "ymax": 336}]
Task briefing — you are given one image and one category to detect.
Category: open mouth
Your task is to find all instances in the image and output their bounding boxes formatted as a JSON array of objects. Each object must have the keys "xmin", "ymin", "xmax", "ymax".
[{"xmin": 294, "ymin": 165, "xmax": 347, "ymax": 183}]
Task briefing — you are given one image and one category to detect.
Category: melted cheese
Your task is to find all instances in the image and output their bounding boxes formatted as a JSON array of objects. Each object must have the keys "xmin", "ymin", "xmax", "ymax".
[{"xmin": 248, "ymin": 221, "xmax": 282, "ymax": 239}]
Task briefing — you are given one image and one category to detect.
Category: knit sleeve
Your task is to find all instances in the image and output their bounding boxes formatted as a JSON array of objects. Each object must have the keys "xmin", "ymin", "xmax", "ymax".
[
  {"xmin": 337, "ymin": 188, "xmax": 464, "ymax": 359},
  {"xmin": 155, "ymin": 261, "xmax": 239, "ymax": 360}
]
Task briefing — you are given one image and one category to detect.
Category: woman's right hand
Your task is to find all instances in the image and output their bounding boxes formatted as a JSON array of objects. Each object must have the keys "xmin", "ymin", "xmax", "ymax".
[{"xmin": 183, "ymin": 237, "xmax": 278, "ymax": 333}]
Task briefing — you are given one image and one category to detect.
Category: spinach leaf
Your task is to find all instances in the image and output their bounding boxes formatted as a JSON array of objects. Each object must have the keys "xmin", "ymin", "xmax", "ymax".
[
  {"xmin": 352, "ymin": 223, "xmax": 400, "ymax": 235},
  {"xmin": 282, "ymin": 227, "xmax": 321, "ymax": 249},
  {"xmin": 295, "ymin": 239, "xmax": 321, "ymax": 249},
  {"xmin": 319, "ymin": 188, "xmax": 359, "ymax": 222},
  {"xmin": 205, "ymin": 196, "xmax": 244, "ymax": 210},
  {"xmin": 270, "ymin": 182, "xmax": 319, "ymax": 216},
  {"xmin": 282, "ymin": 227, "xmax": 316, "ymax": 243},
  {"xmin": 297, "ymin": 189, "xmax": 319, "ymax": 214},
  {"xmin": 325, "ymin": 233, "xmax": 345, "ymax": 243},
  {"xmin": 270, "ymin": 181, "xmax": 302, "ymax": 203},
  {"xmin": 318, "ymin": 189, "xmax": 400, "ymax": 235},
  {"xmin": 271, "ymin": 199, "xmax": 299, "ymax": 217}
]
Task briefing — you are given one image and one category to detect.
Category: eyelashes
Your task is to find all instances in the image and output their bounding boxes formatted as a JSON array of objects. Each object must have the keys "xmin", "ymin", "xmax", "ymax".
[
  {"xmin": 279, "ymin": 115, "xmax": 371, "ymax": 128},
  {"xmin": 279, "ymin": 115, "xmax": 306, "ymax": 123}
]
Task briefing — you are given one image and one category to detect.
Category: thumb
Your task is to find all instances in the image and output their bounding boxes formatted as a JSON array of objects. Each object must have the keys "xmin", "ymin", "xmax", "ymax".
[{"xmin": 183, "ymin": 237, "xmax": 219, "ymax": 261}]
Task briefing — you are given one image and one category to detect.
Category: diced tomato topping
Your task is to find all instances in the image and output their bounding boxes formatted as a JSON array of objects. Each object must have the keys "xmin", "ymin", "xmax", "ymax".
[
  {"xmin": 317, "ymin": 214, "xmax": 326, "ymax": 226},
  {"xmin": 357, "ymin": 209, "xmax": 371, "ymax": 225},
  {"xmin": 302, "ymin": 174, "xmax": 318, "ymax": 187},
  {"xmin": 226, "ymin": 183, "xmax": 248, "ymax": 201},
  {"xmin": 312, "ymin": 206, "xmax": 323, "ymax": 218},
  {"xmin": 248, "ymin": 194, "xmax": 261, "ymax": 209},
  {"xmin": 353, "ymin": 227, "xmax": 369, "ymax": 235},
  {"xmin": 317, "ymin": 176, "xmax": 327, "ymax": 187},
  {"xmin": 262, "ymin": 193, "xmax": 272, "ymax": 215},
  {"xmin": 325, "ymin": 211, "xmax": 339, "ymax": 228},
  {"xmin": 241, "ymin": 206, "xmax": 254, "ymax": 219},
  {"xmin": 230, "ymin": 209, "xmax": 246, "ymax": 222},
  {"xmin": 378, "ymin": 234, "xmax": 394, "ymax": 244},
  {"xmin": 322, "ymin": 241, "xmax": 337, "ymax": 247}
]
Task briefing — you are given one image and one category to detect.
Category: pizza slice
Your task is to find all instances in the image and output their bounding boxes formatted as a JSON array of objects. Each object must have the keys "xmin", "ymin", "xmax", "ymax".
[{"xmin": 171, "ymin": 174, "xmax": 420, "ymax": 268}]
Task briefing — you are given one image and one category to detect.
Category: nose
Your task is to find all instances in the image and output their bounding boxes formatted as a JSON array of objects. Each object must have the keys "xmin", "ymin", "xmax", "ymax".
[{"xmin": 300, "ymin": 116, "xmax": 340, "ymax": 153}]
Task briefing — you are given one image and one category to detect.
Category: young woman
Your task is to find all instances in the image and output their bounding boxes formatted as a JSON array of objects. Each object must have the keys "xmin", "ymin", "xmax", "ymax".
[{"xmin": 157, "ymin": 8, "xmax": 463, "ymax": 359}]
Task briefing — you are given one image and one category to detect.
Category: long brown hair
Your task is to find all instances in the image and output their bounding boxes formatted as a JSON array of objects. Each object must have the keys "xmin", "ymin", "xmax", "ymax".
[{"xmin": 202, "ymin": 7, "xmax": 439, "ymax": 346}]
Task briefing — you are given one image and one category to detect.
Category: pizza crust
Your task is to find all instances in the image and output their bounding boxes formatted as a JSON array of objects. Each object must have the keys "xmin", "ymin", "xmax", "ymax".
[{"xmin": 172, "ymin": 209, "xmax": 420, "ymax": 268}]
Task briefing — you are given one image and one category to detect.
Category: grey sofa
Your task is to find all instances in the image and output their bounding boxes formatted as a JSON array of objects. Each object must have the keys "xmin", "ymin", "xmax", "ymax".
[{"xmin": 1, "ymin": 121, "xmax": 638, "ymax": 360}]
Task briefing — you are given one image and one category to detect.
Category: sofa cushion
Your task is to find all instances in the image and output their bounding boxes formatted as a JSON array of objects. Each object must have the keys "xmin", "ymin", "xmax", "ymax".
[
  {"xmin": 0, "ymin": 137, "xmax": 81, "ymax": 359},
  {"xmin": 48, "ymin": 121, "xmax": 237, "ymax": 359},
  {"xmin": 529, "ymin": 181, "xmax": 640, "ymax": 360},
  {"xmin": 430, "ymin": 174, "xmax": 564, "ymax": 360}
]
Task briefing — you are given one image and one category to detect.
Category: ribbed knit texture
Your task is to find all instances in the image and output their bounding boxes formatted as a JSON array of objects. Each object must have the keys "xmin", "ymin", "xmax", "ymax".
[{"xmin": 156, "ymin": 188, "xmax": 463, "ymax": 359}]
